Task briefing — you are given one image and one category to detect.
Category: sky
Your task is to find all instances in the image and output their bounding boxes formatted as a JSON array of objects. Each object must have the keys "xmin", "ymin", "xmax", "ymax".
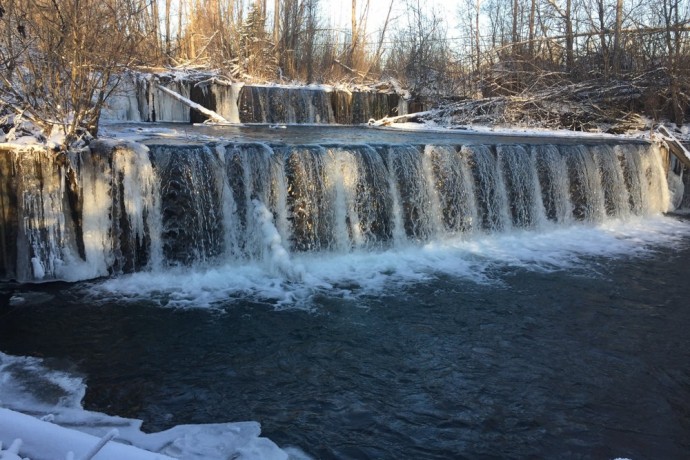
[{"xmin": 323, "ymin": 0, "xmax": 461, "ymax": 39}]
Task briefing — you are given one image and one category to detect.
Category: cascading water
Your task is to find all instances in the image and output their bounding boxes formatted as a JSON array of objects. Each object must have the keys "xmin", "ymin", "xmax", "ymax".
[
  {"xmin": 468, "ymin": 145, "xmax": 513, "ymax": 232},
  {"xmin": 221, "ymin": 142, "xmax": 288, "ymax": 260},
  {"xmin": 113, "ymin": 76, "xmax": 405, "ymax": 125},
  {"xmin": 594, "ymin": 145, "xmax": 631, "ymax": 218},
  {"xmin": 150, "ymin": 145, "xmax": 226, "ymax": 266},
  {"xmin": 426, "ymin": 145, "xmax": 478, "ymax": 235},
  {"xmin": 380, "ymin": 145, "xmax": 443, "ymax": 241},
  {"xmin": 0, "ymin": 140, "xmax": 672, "ymax": 283},
  {"xmin": 533, "ymin": 144, "xmax": 574, "ymax": 224},
  {"xmin": 499, "ymin": 144, "xmax": 547, "ymax": 228}
]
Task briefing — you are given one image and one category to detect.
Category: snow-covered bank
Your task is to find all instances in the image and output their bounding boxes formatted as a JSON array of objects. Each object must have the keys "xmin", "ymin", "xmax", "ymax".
[
  {"xmin": 0, "ymin": 352, "xmax": 291, "ymax": 460},
  {"xmin": 0, "ymin": 410, "xmax": 175, "ymax": 460}
]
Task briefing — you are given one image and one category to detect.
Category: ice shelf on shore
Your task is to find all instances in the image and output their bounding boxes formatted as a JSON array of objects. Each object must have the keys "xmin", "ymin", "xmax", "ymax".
[{"xmin": 0, "ymin": 352, "xmax": 290, "ymax": 460}]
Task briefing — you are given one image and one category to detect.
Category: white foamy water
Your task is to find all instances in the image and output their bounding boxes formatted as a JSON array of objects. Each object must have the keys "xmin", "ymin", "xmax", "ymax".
[{"xmin": 85, "ymin": 215, "xmax": 690, "ymax": 309}]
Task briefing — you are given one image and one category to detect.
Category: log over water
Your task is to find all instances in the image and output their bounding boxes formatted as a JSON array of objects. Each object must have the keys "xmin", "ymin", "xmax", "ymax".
[{"xmin": 0, "ymin": 140, "xmax": 670, "ymax": 282}]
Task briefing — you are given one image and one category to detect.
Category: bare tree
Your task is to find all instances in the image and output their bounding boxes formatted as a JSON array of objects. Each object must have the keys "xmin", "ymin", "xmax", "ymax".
[
  {"xmin": 303, "ymin": 0, "xmax": 319, "ymax": 82},
  {"xmin": 546, "ymin": 0, "xmax": 575, "ymax": 71},
  {"xmin": 661, "ymin": 0, "xmax": 687, "ymax": 125},
  {"xmin": 347, "ymin": 0, "xmax": 370, "ymax": 71},
  {"xmin": 364, "ymin": 0, "xmax": 394, "ymax": 78},
  {"xmin": 389, "ymin": 0, "xmax": 456, "ymax": 98},
  {"xmin": 0, "ymin": 0, "xmax": 140, "ymax": 146},
  {"xmin": 612, "ymin": 0, "xmax": 624, "ymax": 73},
  {"xmin": 527, "ymin": 0, "xmax": 537, "ymax": 57}
]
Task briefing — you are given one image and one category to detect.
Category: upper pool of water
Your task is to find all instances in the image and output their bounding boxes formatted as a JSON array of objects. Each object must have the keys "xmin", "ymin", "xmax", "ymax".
[{"xmin": 100, "ymin": 123, "xmax": 647, "ymax": 146}]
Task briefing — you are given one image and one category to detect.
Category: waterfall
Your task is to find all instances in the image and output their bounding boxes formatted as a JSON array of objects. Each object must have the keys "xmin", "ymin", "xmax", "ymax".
[
  {"xmin": 533, "ymin": 145, "xmax": 574, "ymax": 224},
  {"xmin": 0, "ymin": 140, "xmax": 673, "ymax": 282},
  {"xmin": 594, "ymin": 145, "xmax": 631, "ymax": 218},
  {"xmin": 566, "ymin": 145, "xmax": 607, "ymax": 222},
  {"xmin": 220, "ymin": 142, "xmax": 287, "ymax": 259},
  {"xmin": 211, "ymin": 83, "xmax": 243, "ymax": 124},
  {"xmin": 149, "ymin": 144, "xmax": 226, "ymax": 265},
  {"xmin": 426, "ymin": 145, "xmax": 478, "ymax": 235},
  {"xmin": 106, "ymin": 77, "xmax": 404, "ymax": 125},
  {"xmin": 468, "ymin": 145, "xmax": 512, "ymax": 232},
  {"xmin": 381, "ymin": 145, "xmax": 442, "ymax": 241},
  {"xmin": 499, "ymin": 144, "xmax": 547, "ymax": 228}
]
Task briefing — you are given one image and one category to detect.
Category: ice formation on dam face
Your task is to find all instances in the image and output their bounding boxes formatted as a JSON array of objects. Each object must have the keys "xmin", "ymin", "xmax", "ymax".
[{"xmin": 0, "ymin": 137, "xmax": 673, "ymax": 285}]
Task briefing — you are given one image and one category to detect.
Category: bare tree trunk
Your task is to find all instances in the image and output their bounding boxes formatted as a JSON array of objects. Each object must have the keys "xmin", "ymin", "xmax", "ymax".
[
  {"xmin": 305, "ymin": 0, "xmax": 316, "ymax": 82},
  {"xmin": 528, "ymin": 0, "xmax": 536, "ymax": 57},
  {"xmin": 547, "ymin": 0, "xmax": 573, "ymax": 71},
  {"xmin": 512, "ymin": 0, "xmax": 519, "ymax": 50},
  {"xmin": 365, "ymin": 0, "xmax": 394, "ymax": 77},
  {"xmin": 178, "ymin": 0, "xmax": 184, "ymax": 58},
  {"xmin": 151, "ymin": 0, "xmax": 160, "ymax": 59},
  {"xmin": 612, "ymin": 0, "xmax": 624, "ymax": 74},
  {"xmin": 189, "ymin": 0, "xmax": 196, "ymax": 59},
  {"xmin": 475, "ymin": 0, "xmax": 482, "ymax": 72},
  {"xmin": 273, "ymin": 0, "xmax": 280, "ymax": 45},
  {"xmin": 596, "ymin": 0, "xmax": 609, "ymax": 78},
  {"xmin": 564, "ymin": 0, "xmax": 573, "ymax": 71},
  {"xmin": 165, "ymin": 0, "xmax": 172, "ymax": 62},
  {"xmin": 350, "ymin": 0, "xmax": 358, "ymax": 66},
  {"xmin": 663, "ymin": 0, "xmax": 684, "ymax": 126}
]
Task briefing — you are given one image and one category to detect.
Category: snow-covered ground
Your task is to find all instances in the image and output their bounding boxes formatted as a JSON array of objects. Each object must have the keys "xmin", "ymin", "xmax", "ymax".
[{"xmin": 0, "ymin": 352, "xmax": 301, "ymax": 460}]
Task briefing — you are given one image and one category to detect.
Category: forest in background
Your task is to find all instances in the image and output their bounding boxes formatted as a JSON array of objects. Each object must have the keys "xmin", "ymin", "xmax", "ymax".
[{"xmin": 1, "ymin": 0, "xmax": 690, "ymax": 144}]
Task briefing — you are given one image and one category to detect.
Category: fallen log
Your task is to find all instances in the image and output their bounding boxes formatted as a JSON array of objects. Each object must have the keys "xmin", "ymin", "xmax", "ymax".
[
  {"xmin": 369, "ymin": 110, "xmax": 434, "ymax": 126},
  {"xmin": 156, "ymin": 84, "xmax": 229, "ymax": 123},
  {"xmin": 657, "ymin": 125, "xmax": 690, "ymax": 169}
]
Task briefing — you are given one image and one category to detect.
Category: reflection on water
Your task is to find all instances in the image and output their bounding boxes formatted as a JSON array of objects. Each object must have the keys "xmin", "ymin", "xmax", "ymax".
[{"xmin": 1, "ymin": 229, "xmax": 689, "ymax": 459}]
